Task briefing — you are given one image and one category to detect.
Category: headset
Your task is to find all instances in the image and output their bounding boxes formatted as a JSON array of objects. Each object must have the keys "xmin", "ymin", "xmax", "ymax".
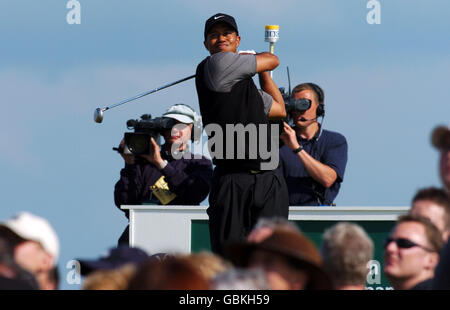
[
  {"xmin": 307, "ymin": 83, "xmax": 325, "ymax": 141},
  {"xmin": 286, "ymin": 82, "xmax": 325, "ymax": 122},
  {"xmin": 307, "ymin": 82, "xmax": 325, "ymax": 118},
  {"xmin": 287, "ymin": 82, "xmax": 326, "ymax": 142},
  {"xmin": 163, "ymin": 103, "xmax": 203, "ymax": 142}
]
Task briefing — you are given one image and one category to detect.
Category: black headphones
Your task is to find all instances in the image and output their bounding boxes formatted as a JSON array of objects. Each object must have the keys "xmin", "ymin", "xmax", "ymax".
[{"xmin": 307, "ymin": 83, "xmax": 325, "ymax": 118}]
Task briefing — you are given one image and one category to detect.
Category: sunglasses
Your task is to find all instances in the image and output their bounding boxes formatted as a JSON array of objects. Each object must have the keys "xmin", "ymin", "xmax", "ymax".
[{"xmin": 384, "ymin": 237, "xmax": 435, "ymax": 252}]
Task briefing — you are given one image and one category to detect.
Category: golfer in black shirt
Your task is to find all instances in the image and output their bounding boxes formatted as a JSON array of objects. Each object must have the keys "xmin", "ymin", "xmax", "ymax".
[{"xmin": 195, "ymin": 13, "xmax": 289, "ymax": 255}]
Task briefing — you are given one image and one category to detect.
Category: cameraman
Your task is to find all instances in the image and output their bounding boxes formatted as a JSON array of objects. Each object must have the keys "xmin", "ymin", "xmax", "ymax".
[
  {"xmin": 280, "ymin": 83, "xmax": 348, "ymax": 206},
  {"xmin": 114, "ymin": 104, "xmax": 213, "ymax": 244}
]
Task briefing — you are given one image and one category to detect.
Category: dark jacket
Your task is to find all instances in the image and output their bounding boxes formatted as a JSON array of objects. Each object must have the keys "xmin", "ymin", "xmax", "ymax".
[
  {"xmin": 114, "ymin": 150, "xmax": 213, "ymax": 218},
  {"xmin": 411, "ymin": 278, "xmax": 433, "ymax": 290}
]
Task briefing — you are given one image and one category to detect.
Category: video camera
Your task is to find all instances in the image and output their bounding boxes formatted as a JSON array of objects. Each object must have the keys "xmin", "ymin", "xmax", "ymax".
[
  {"xmin": 114, "ymin": 114, "xmax": 176, "ymax": 156},
  {"xmin": 279, "ymin": 67, "xmax": 312, "ymax": 113},
  {"xmin": 279, "ymin": 87, "xmax": 312, "ymax": 113}
]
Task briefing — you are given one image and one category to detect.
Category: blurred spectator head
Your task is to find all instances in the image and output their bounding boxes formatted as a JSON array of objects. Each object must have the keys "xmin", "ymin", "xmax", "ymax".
[
  {"xmin": 83, "ymin": 264, "xmax": 137, "ymax": 290},
  {"xmin": 432, "ymin": 125, "xmax": 450, "ymax": 193},
  {"xmin": 247, "ymin": 217, "xmax": 300, "ymax": 243},
  {"xmin": 78, "ymin": 245, "xmax": 149, "ymax": 276},
  {"xmin": 321, "ymin": 222, "xmax": 374, "ymax": 290},
  {"xmin": 410, "ymin": 187, "xmax": 450, "ymax": 242},
  {"xmin": 127, "ymin": 256, "xmax": 210, "ymax": 290},
  {"xmin": 178, "ymin": 251, "xmax": 233, "ymax": 281},
  {"xmin": 0, "ymin": 236, "xmax": 15, "ymax": 271},
  {"xmin": 384, "ymin": 214, "xmax": 444, "ymax": 290},
  {"xmin": 0, "ymin": 237, "xmax": 39, "ymax": 290},
  {"xmin": 148, "ymin": 252, "xmax": 174, "ymax": 262},
  {"xmin": 227, "ymin": 229, "xmax": 331, "ymax": 290},
  {"xmin": 211, "ymin": 268, "xmax": 271, "ymax": 290},
  {"xmin": 0, "ymin": 212, "xmax": 59, "ymax": 289}
]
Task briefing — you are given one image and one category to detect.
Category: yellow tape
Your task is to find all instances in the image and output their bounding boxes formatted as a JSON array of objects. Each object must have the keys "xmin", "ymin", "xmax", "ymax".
[
  {"xmin": 150, "ymin": 176, "xmax": 177, "ymax": 205},
  {"xmin": 265, "ymin": 25, "xmax": 279, "ymax": 30}
]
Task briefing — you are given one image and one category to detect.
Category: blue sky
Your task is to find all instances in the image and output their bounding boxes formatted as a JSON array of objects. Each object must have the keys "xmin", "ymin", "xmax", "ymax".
[{"xmin": 1, "ymin": 0, "xmax": 449, "ymax": 289}]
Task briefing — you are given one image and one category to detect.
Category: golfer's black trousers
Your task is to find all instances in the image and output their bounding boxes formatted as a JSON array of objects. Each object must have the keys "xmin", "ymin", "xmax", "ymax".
[{"xmin": 208, "ymin": 166, "xmax": 289, "ymax": 256}]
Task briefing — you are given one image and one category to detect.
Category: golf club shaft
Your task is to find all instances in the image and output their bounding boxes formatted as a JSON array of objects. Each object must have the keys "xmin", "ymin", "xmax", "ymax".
[
  {"xmin": 270, "ymin": 42, "xmax": 274, "ymax": 78},
  {"xmin": 104, "ymin": 74, "xmax": 195, "ymax": 112}
]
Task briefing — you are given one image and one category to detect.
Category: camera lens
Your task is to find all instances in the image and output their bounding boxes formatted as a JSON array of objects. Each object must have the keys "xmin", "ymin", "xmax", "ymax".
[{"xmin": 127, "ymin": 134, "xmax": 149, "ymax": 155}]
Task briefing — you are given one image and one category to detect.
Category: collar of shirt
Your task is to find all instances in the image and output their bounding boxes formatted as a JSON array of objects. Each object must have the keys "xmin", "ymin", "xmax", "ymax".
[{"xmin": 295, "ymin": 124, "xmax": 322, "ymax": 143}]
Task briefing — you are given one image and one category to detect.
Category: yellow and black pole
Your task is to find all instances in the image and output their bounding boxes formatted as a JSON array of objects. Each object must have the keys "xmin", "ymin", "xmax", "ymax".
[{"xmin": 264, "ymin": 25, "xmax": 279, "ymax": 77}]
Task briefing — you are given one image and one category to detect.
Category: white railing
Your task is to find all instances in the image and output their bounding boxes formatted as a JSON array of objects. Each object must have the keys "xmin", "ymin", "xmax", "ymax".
[{"xmin": 121, "ymin": 205, "xmax": 409, "ymax": 255}]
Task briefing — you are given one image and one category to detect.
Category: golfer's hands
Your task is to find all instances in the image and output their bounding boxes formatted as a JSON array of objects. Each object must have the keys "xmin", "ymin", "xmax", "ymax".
[
  {"xmin": 280, "ymin": 122, "xmax": 301, "ymax": 151},
  {"xmin": 140, "ymin": 138, "xmax": 165, "ymax": 168},
  {"xmin": 119, "ymin": 139, "xmax": 135, "ymax": 165},
  {"xmin": 238, "ymin": 50, "xmax": 256, "ymax": 55}
]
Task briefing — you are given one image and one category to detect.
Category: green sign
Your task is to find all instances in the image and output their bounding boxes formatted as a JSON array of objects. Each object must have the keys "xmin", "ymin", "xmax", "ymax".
[{"xmin": 191, "ymin": 220, "xmax": 395, "ymax": 289}]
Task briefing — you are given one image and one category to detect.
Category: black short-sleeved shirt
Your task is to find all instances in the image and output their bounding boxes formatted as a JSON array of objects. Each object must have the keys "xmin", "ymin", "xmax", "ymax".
[{"xmin": 279, "ymin": 128, "xmax": 348, "ymax": 205}]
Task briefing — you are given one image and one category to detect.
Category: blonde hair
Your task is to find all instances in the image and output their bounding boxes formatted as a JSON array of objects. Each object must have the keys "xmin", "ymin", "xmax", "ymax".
[
  {"xmin": 127, "ymin": 257, "xmax": 210, "ymax": 290},
  {"xmin": 178, "ymin": 251, "xmax": 233, "ymax": 281},
  {"xmin": 82, "ymin": 264, "xmax": 137, "ymax": 290}
]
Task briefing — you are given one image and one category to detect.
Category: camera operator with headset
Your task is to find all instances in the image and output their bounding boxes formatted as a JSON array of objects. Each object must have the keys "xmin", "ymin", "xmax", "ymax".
[
  {"xmin": 280, "ymin": 83, "xmax": 348, "ymax": 206},
  {"xmin": 114, "ymin": 104, "xmax": 213, "ymax": 245}
]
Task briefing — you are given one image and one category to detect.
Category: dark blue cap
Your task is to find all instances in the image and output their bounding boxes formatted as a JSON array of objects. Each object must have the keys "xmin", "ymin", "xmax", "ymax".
[{"xmin": 78, "ymin": 245, "xmax": 149, "ymax": 276}]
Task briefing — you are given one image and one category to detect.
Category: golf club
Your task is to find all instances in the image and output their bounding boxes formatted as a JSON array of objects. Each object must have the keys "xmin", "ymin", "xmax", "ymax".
[{"xmin": 94, "ymin": 74, "xmax": 195, "ymax": 123}]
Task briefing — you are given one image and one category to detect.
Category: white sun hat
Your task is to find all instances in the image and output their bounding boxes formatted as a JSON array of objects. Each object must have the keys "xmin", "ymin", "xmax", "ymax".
[
  {"xmin": 162, "ymin": 103, "xmax": 198, "ymax": 124},
  {"xmin": 2, "ymin": 212, "xmax": 59, "ymax": 262}
]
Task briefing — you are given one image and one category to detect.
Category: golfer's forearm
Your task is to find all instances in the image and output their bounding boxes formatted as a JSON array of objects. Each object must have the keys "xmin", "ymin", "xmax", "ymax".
[
  {"xmin": 255, "ymin": 52, "xmax": 279, "ymax": 72},
  {"xmin": 259, "ymin": 71, "xmax": 286, "ymax": 119}
]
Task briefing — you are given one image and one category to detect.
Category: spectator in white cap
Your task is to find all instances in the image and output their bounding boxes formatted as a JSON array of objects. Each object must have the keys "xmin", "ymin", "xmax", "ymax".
[
  {"xmin": 432, "ymin": 124, "xmax": 450, "ymax": 194},
  {"xmin": 0, "ymin": 212, "xmax": 59, "ymax": 289},
  {"xmin": 114, "ymin": 103, "xmax": 213, "ymax": 245}
]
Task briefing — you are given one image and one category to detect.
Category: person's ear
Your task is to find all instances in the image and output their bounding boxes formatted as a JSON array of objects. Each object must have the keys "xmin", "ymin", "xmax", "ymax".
[
  {"xmin": 425, "ymin": 252, "xmax": 440, "ymax": 271},
  {"xmin": 203, "ymin": 40, "xmax": 209, "ymax": 52},
  {"xmin": 442, "ymin": 230, "xmax": 450, "ymax": 243},
  {"xmin": 236, "ymin": 35, "xmax": 241, "ymax": 48}
]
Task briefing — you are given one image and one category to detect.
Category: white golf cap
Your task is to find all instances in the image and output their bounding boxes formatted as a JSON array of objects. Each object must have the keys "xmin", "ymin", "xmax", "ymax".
[
  {"xmin": 162, "ymin": 104, "xmax": 197, "ymax": 124},
  {"xmin": 2, "ymin": 212, "xmax": 59, "ymax": 262},
  {"xmin": 432, "ymin": 124, "xmax": 450, "ymax": 149}
]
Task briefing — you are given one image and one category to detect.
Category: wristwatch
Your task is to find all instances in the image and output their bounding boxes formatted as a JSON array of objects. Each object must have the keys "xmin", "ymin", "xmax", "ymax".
[
  {"xmin": 293, "ymin": 145, "xmax": 303, "ymax": 154},
  {"xmin": 158, "ymin": 160, "xmax": 168, "ymax": 170}
]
